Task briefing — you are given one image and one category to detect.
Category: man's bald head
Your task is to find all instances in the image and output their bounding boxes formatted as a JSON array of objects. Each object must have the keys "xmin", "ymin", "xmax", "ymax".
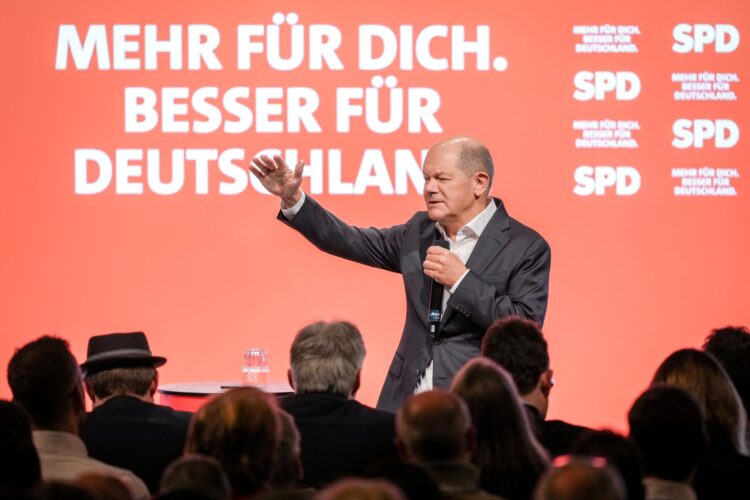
[
  {"xmin": 427, "ymin": 136, "xmax": 494, "ymax": 193},
  {"xmin": 395, "ymin": 390, "xmax": 473, "ymax": 462},
  {"xmin": 534, "ymin": 460, "xmax": 625, "ymax": 500}
]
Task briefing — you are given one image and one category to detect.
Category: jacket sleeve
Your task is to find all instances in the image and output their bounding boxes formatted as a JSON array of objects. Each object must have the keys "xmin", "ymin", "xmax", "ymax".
[{"xmin": 278, "ymin": 195, "xmax": 406, "ymax": 274}]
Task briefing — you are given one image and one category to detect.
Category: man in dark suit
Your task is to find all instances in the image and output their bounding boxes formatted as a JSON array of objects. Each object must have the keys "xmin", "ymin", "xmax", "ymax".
[
  {"xmin": 481, "ymin": 317, "xmax": 589, "ymax": 457},
  {"xmin": 278, "ymin": 321, "xmax": 396, "ymax": 488},
  {"xmin": 79, "ymin": 332, "xmax": 192, "ymax": 493},
  {"xmin": 251, "ymin": 136, "xmax": 551, "ymax": 411}
]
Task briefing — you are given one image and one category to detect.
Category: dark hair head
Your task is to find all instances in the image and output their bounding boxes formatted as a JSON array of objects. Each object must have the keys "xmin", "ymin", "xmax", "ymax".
[
  {"xmin": 703, "ymin": 325, "xmax": 750, "ymax": 415},
  {"xmin": 0, "ymin": 400, "xmax": 41, "ymax": 494},
  {"xmin": 650, "ymin": 348, "xmax": 746, "ymax": 454},
  {"xmin": 571, "ymin": 430, "xmax": 645, "ymax": 500},
  {"xmin": 450, "ymin": 357, "xmax": 549, "ymax": 498},
  {"xmin": 159, "ymin": 454, "xmax": 231, "ymax": 500},
  {"xmin": 365, "ymin": 458, "xmax": 440, "ymax": 500},
  {"xmin": 481, "ymin": 317, "xmax": 549, "ymax": 395},
  {"xmin": 270, "ymin": 408, "xmax": 302, "ymax": 489},
  {"xmin": 186, "ymin": 387, "xmax": 279, "ymax": 496},
  {"xmin": 85, "ymin": 366, "xmax": 156, "ymax": 400},
  {"xmin": 628, "ymin": 386, "xmax": 707, "ymax": 481},
  {"xmin": 7, "ymin": 336, "xmax": 82, "ymax": 428},
  {"xmin": 396, "ymin": 390, "xmax": 472, "ymax": 462}
]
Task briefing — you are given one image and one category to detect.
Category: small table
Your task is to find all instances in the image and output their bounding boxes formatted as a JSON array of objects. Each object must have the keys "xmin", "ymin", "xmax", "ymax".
[{"xmin": 158, "ymin": 381, "xmax": 293, "ymax": 412}]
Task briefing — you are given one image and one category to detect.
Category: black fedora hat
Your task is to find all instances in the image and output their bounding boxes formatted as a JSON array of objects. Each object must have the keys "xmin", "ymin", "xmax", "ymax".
[{"xmin": 80, "ymin": 332, "xmax": 166, "ymax": 375}]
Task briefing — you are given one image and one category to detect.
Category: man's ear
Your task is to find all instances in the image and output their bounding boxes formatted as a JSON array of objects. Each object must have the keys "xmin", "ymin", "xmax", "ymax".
[
  {"xmin": 541, "ymin": 369, "xmax": 554, "ymax": 397},
  {"xmin": 473, "ymin": 171, "xmax": 490, "ymax": 198},
  {"xmin": 83, "ymin": 378, "xmax": 95, "ymax": 404},
  {"xmin": 71, "ymin": 381, "xmax": 86, "ymax": 414},
  {"xmin": 351, "ymin": 369, "xmax": 361, "ymax": 398},
  {"xmin": 287, "ymin": 368, "xmax": 295, "ymax": 390},
  {"xmin": 149, "ymin": 370, "xmax": 159, "ymax": 397}
]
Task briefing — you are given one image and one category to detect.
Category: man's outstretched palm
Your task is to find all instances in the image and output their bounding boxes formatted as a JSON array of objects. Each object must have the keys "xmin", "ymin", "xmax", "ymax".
[{"xmin": 250, "ymin": 154, "xmax": 304, "ymax": 205}]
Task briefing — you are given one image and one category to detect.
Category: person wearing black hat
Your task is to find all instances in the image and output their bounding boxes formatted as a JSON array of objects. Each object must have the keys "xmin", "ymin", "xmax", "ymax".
[{"xmin": 79, "ymin": 331, "xmax": 192, "ymax": 493}]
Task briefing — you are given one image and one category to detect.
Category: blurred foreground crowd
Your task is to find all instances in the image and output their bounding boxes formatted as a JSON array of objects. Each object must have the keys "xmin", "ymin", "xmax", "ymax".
[{"xmin": 2, "ymin": 320, "xmax": 749, "ymax": 500}]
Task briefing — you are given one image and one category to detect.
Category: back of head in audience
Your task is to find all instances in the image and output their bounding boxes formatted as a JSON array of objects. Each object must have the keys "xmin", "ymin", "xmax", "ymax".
[
  {"xmin": 80, "ymin": 331, "xmax": 166, "ymax": 406},
  {"xmin": 534, "ymin": 457, "xmax": 626, "ymax": 500},
  {"xmin": 571, "ymin": 430, "xmax": 644, "ymax": 500},
  {"xmin": 703, "ymin": 325, "xmax": 750, "ymax": 416},
  {"xmin": 185, "ymin": 387, "xmax": 279, "ymax": 496},
  {"xmin": 159, "ymin": 454, "xmax": 231, "ymax": 500},
  {"xmin": 628, "ymin": 386, "xmax": 707, "ymax": 483},
  {"xmin": 316, "ymin": 478, "xmax": 406, "ymax": 500},
  {"xmin": 481, "ymin": 317, "xmax": 553, "ymax": 415},
  {"xmin": 395, "ymin": 390, "xmax": 473, "ymax": 463},
  {"xmin": 271, "ymin": 408, "xmax": 303, "ymax": 489},
  {"xmin": 0, "ymin": 400, "xmax": 41, "ymax": 495},
  {"xmin": 74, "ymin": 472, "xmax": 132, "ymax": 500},
  {"xmin": 365, "ymin": 458, "xmax": 440, "ymax": 500},
  {"xmin": 451, "ymin": 356, "xmax": 549, "ymax": 498},
  {"xmin": 289, "ymin": 321, "xmax": 366, "ymax": 397},
  {"xmin": 7, "ymin": 336, "xmax": 84, "ymax": 431},
  {"xmin": 650, "ymin": 348, "xmax": 747, "ymax": 454}
]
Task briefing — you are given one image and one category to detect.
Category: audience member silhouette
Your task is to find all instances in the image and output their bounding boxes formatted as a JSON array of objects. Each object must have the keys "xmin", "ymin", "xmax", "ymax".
[
  {"xmin": 396, "ymin": 390, "xmax": 503, "ymax": 499},
  {"xmin": 74, "ymin": 472, "xmax": 133, "ymax": 500},
  {"xmin": 571, "ymin": 430, "xmax": 644, "ymax": 500},
  {"xmin": 316, "ymin": 478, "xmax": 405, "ymax": 500},
  {"xmin": 185, "ymin": 387, "xmax": 279, "ymax": 498},
  {"xmin": 6, "ymin": 335, "xmax": 148, "ymax": 498},
  {"xmin": 0, "ymin": 400, "xmax": 42, "ymax": 497},
  {"xmin": 80, "ymin": 331, "xmax": 192, "ymax": 492},
  {"xmin": 481, "ymin": 317, "xmax": 589, "ymax": 456},
  {"xmin": 365, "ymin": 458, "xmax": 441, "ymax": 500},
  {"xmin": 451, "ymin": 357, "xmax": 549, "ymax": 499},
  {"xmin": 703, "ymin": 325, "xmax": 750, "ymax": 444},
  {"xmin": 278, "ymin": 321, "xmax": 396, "ymax": 488},
  {"xmin": 270, "ymin": 408, "xmax": 304, "ymax": 490},
  {"xmin": 651, "ymin": 348, "xmax": 750, "ymax": 500},
  {"xmin": 534, "ymin": 457, "xmax": 625, "ymax": 500},
  {"xmin": 158, "ymin": 454, "xmax": 231, "ymax": 500},
  {"xmin": 628, "ymin": 386, "xmax": 707, "ymax": 500}
]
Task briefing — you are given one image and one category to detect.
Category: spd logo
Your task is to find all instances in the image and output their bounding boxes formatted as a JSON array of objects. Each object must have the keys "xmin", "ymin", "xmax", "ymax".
[
  {"xmin": 573, "ymin": 71, "xmax": 640, "ymax": 101},
  {"xmin": 672, "ymin": 24, "xmax": 740, "ymax": 53},
  {"xmin": 573, "ymin": 166, "xmax": 641, "ymax": 196},
  {"xmin": 672, "ymin": 119, "xmax": 740, "ymax": 149}
]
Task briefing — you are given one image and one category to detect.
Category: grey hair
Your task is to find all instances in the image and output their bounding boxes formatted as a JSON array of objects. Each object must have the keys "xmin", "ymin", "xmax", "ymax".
[
  {"xmin": 290, "ymin": 321, "xmax": 366, "ymax": 397},
  {"xmin": 458, "ymin": 140, "xmax": 494, "ymax": 192}
]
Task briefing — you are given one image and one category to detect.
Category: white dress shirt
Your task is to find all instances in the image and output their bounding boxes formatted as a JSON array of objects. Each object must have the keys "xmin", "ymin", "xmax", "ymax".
[{"xmin": 414, "ymin": 199, "xmax": 497, "ymax": 393}]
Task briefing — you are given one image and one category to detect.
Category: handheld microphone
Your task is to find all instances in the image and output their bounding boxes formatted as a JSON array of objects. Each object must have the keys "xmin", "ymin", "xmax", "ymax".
[{"xmin": 428, "ymin": 240, "xmax": 450, "ymax": 334}]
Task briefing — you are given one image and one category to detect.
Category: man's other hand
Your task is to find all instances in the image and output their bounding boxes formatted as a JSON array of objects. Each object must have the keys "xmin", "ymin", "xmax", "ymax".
[{"xmin": 250, "ymin": 154, "xmax": 304, "ymax": 207}]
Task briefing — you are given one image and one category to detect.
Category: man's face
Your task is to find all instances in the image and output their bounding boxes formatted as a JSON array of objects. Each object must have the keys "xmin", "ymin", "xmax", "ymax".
[{"xmin": 422, "ymin": 143, "xmax": 481, "ymax": 229}]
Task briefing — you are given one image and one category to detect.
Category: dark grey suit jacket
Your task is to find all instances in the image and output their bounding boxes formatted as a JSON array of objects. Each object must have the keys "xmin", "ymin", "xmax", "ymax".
[{"xmin": 279, "ymin": 196, "xmax": 550, "ymax": 412}]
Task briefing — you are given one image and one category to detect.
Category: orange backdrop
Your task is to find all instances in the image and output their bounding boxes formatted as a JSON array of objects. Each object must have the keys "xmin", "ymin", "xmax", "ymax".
[{"xmin": 1, "ymin": 0, "xmax": 748, "ymax": 430}]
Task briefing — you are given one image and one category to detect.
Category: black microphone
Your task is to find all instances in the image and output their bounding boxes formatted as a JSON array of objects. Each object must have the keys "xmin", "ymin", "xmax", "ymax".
[{"xmin": 428, "ymin": 239, "xmax": 450, "ymax": 334}]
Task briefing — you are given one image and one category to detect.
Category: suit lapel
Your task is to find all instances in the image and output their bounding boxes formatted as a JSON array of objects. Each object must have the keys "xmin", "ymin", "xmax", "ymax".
[
  {"xmin": 440, "ymin": 198, "xmax": 511, "ymax": 328},
  {"xmin": 464, "ymin": 198, "xmax": 511, "ymax": 276}
]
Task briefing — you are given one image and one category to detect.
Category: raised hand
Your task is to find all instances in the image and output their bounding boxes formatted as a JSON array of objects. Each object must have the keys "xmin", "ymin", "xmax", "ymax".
[{"xmin": 249, "ymin": 154, "xmax": 304, "ymax": 207}]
